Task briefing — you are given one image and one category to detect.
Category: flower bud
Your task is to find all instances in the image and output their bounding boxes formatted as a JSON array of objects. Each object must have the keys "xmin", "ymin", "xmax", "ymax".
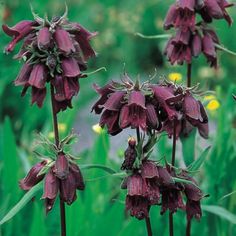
[
  {"xmin": 54, "ymin": 153, "xmax": 69, "ymax": 179},
  {"xmin": 37, "ymin": 27, "xmax": 51, "ymax": 50}
]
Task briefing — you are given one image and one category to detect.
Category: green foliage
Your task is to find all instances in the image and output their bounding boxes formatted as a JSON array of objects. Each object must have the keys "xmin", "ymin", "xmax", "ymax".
[{"xmin": 0, "ymin": 0, "xmax": 236, "ymax": 235}]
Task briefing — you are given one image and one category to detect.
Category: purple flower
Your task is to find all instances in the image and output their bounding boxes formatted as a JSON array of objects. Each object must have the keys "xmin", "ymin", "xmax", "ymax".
[
  {"xmin": 3, "ymin": 10, "xmax": 97, "ymax": 112},
  {"xmin": 28, "ymin": 64, "xmax": 47, "ymax": 89},
  {"xmin": 202, "ymin": 29, "xmax": 219, "ymax": 68},
  {"xmin": 54, "ymin": 153, "xmax": 69, "ymax": 179},
  {"xmin": 54, "ymin": 28, "xmax": 75, "ymax": 54},
  {"xmin": 2, "ymin": 20, "xmax": 37, "ymax": 53},
  {"xmin": 68, "ymin": 23, "xmax": 97, "ymax": 60},
  {"xmin": 120, "ymin": 90, "xmax": 147, "ymax": 130},
  {"xmin": 164, "ymin": 2, "xmax": 196, "ymax": 31},
  {"xmin": 42, "ymin": 168, "xmax": 59, "ymax": 214},
  {"xmin": 91, "ymin": 82, "xmax": 115, "ymax": 114},
  {"xmin": 199, "ymin": 0, "xmax": 234, "ymax": 25},
  {"xmin": 37, "ymin": 27, "xmax": 51, "ymax": 50},
  {"xmin": 19, "ymin": 160, "xmax": 47, "ymax": 190},
  {"xmin": 122, "ymin": 161, "xmax": 161, "ymax": 220}
]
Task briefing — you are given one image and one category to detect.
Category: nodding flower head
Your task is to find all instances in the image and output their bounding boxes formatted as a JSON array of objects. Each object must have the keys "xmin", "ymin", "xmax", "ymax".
[
  {"xmin": 92, "ymin": 74, "xmax": 163, "ymax": 135},
  {"xmin": 19, "ymin": 152, "xmax": 84, "ymax": 214},
  {"xmin": 164, "ymin": 0, "xmax": 233, "ymax": 67},
  {"xmin": 122, "ymin": 160, "xmax": 160, "ymax": 220},
  {"xmin": 152, "ymin": 81, "xmax": 209, "ymax": 139},
  {"xmin": 2, "ymin": 7, "xmax": 97, "ymax": 112}
]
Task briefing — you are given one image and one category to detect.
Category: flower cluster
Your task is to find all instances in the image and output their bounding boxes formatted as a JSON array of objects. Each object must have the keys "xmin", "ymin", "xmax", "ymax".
[
  {"xmin": 92, "ymin": 75, "xmax": 209, "ymax": 139},
  {"xmin": 19, "ymin": 152, "xmax": 84, "ymax": 213},
  {"xmin": 3, "ymin": 8, "xmax": 96, "ymax": 112},
  {"xmin": 121, "ymin": 150, "xmax": 203, "ymax": 222},
  {"xmin": 164, "ymin": 0, "xmax": 234, "ymax": 67}
]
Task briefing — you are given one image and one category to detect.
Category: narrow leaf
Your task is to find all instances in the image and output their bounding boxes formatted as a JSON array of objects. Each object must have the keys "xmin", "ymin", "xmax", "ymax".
[
  {"xmin": 0, "ymin": 182, "xmax": 43, "ymax": 225},
  {"xmin": 187, "ymin": 146, "xmax": 211, "ymax": 173},
  {"xmin": 215, "ymin": 43, "xmax": 236, "ymax": 56},
  {"xmin": 220, "ymin": 190, "xmax": 236, "ymax": 201},
  {"xmin": 80, "ymin": 164, "xmax": 117, "ymax": 175},
  {"xmin": 202, "ymin": 205, "xmax": 236, "ymax": 224},
  {"xmin": 135, "ymin": 32, "xmax": 171, "ymax": 39}
]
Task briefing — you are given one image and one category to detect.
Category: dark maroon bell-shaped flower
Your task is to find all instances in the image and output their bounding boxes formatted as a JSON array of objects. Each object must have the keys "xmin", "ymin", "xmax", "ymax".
[
  {"xmin": 19, "ymin": 160, "xmax": 48, "ymax": 190},
  {"xmin": 2, "ymin": 8, "xmax": 97, "ymax": 112},
  {"xmin": 92, "ymin": 76, "xmax": 162, "ymax": 135},
  {"xmin": 37, "ymin": 27, "xmax": 51, "ymax": 50},
  {"xmin": 153, "ymin": 82, "xmax": 209, "ymax": 139},
  {"xmin": 120, "ymin": 90, "xmax": 147, "ymax": 130},
  {"xmin": 159, "ymin": 166, "xmax": 185, "ymax": 214},
  {"xmin": 2, "ymin": 20, "xmax": 37, "ymax": 53},
  {"xmin": 199, "ymin": 0, "xmax": 234, "ymax": 25},
  {"xmin": 19, "ymin": 152, "xmax": 85, "ymax": 213},
  {"xmin": 164, "ymin": 2, "xmax": 196, "ymax": 31},
  {"xmin": 122, "ymin": 160, "xmax": 161, "ymax": 220}
]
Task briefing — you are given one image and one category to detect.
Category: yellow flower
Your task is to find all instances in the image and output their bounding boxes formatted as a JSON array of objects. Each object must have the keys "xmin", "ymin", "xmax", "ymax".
[
  {"xmin": 206, "ymin": 99, "xmax": 220, "ymax": 111},
  {"xmin": 58, "ymin": 123, "xmax": 67, "ymax": 133},
  {"xmin": 92, "ymin": 123, "xmax": 103, "ymax": 134},
  {"xmin": 168, "ymin": 73, "xmax": 182, "ymax": 82}
]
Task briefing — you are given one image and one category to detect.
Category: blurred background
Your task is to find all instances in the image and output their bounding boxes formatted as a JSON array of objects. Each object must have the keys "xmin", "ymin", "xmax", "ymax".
[{"xmin": 0, "ymin": 0, "xmax": 236, "ymax": 235}]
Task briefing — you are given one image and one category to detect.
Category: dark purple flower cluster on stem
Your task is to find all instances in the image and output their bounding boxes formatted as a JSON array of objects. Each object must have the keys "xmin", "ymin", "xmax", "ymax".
[
  {"xmin": 2, "ymin": 8, "xmax": 96, "ymax": 112},
  {"xmin": 121, "ymin": 141, "xmax": 203, "ymax": 222},
  {"xmin": 164, "ymin": 0, "xmax": 234, "ymax": 67},
  {"xmin": 19, "ymin": 152, "xmax": 85, "ymax": 213},
  {"xmin": 92, "ymin": 75, "xmax": 209, "ymax": 139}
]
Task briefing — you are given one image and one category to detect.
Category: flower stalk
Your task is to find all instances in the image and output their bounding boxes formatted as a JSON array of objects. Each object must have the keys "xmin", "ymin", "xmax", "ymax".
[
  {"xmin": 169, "ymin": 120, "xmax": 177, "ymax": 236},
  {"xmin": 50, "ymin": 84, "xmax": 66, "ymax": 236},
  {"xmin": 187, "ymin": 63, "xmax": 192, "ymax": 88},
  {"xmin": 136, "ymin": 127, "xmax": 153, "ymax": 236}
]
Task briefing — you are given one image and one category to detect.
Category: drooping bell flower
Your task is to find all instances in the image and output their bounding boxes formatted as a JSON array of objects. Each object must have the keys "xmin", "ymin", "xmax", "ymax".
[
  {"xmin": 2, "ymin": 20, "xmax": 38, "ymax": 53},
  {"xmin": 42, "ymin": 167, "xmax": 59, "ymax": 214},
  {"xmin": 159, "ymin": 167, "xmax": 185, "ymax": 214},
  {"xmin": 37, "ymin": 27, "xmax": 51, "ymax": 50},
  {"xmin": 164, "ymin": 1, "xmax": 196, "ymax": 31},
  {"xmin": 92, "ymin": 74, "xmax": 163, "ymax": 135},
  {"xmin": 19, "ymin": 160, "xmax": 48, "ymax": 190},
  {"xmin": 120, "ymin": 90, "xmax": 147, "ymax": 130},
  {"xmin": 202, "ymin": 28, "xmax": 219, "ymax": 68},
  {"xmin": 122, "ymin": 160, "xmax": 161, "ymax": 220},
  {"xmin": 20, "ymin": 152, "xmax": 85, "ymax": 213},
  {"xmin": 154, "ymin": 82, "xmax": 209, "ymax": 139},
  {"xmin": 2, "ymin": 7, "xmax": 97, "ymax": 112},
  {"xmin": 199, "ymin": 0, "xmax": 234, "ymax": 25},
  {"xmin": 180, "ymin": 171, "xmax": 204, "ymax": 221}
]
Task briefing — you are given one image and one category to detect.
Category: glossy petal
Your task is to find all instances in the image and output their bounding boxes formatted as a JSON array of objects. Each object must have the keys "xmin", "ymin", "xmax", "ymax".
[
  {"xmin": 141, "ymin": 161, "xmax": 159, "ymax": 179},
  {"xmin": 70, "ymin": 163, "xmax": 85, "ymax": 190},
  {"xmin": 37, "ymin": 27, "xmax": 51, "ymax": 50},
  {"xmin": 103, "ymin": 91, "xmax": 125, "ymax": 111},
  {"xmin": 127, "ymin": 174, "xmax": 148, "ymax": 197},
  {"xmin": 62, "ymin": 57, "xmax": 81, "ymax": 77},
  {"xmin": 28, "ymin": 64, "xmax": 47, "ymax": 89},
  {"xmin": 14, "ymin": 63, "xmax": 32, "ymax": 86},
  {"xmin": 54, "ymin": 28, "xmax": 75, "ymax": 54},
  {"xmin": 164, "ymin": 4, "xmax": 178, "ymax": 30},
  {"xmin": 31, "ymin": 87, "xmax": 47, "ymax": 108},
  {"xmin": 54, "ymin": 153, "xmax": 69, "ymax": 179}
]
